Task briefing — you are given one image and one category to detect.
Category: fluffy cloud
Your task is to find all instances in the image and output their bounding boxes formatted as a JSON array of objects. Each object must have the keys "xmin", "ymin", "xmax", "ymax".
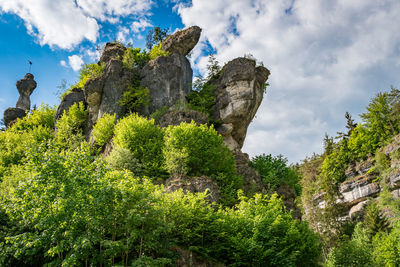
[
  {"xmin": 60, "ymin": 60, "xmax": 67, "ymax": 67},
  {"xmin": 178, "ymin": 0, "xmax": 400, "ymax": 162},
  {"xmin": 0, "ymin": 0, "xmax": 153, "ymax": 49},
  {"xmin": 131, "ymin": 19, "xmax": 152, "ymax": 33},
  {"xmin": 68, "ymin": 55, "xmax": 84, "ymax": 71}
]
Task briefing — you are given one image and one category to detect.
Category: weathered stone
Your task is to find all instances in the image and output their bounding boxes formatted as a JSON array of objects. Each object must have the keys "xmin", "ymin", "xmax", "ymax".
[
  {"xmin": 3, "ymin": 107, "xmax": 26, "ymax": 127},
  {"xmin": 339, "ymin": 175, "xmax": 381, "ymax": 206},
  {"xmin": 16, "ymin": 73, "xmax": 37, "ymax": 111},
  {"xmin": 212, "ymin": 58, "xmax": 270, "ymax": 151},
  {"xmin": 165, "ymin": 175, "xmax": 220, "ymax": 203},
  {"xmin": 140, "ymin": 53, "xmax": 192, "ymax": 114},
  {"xmin": 158, "ymin": 110, "xmax": 208, "ymax": 127},
  {"xmin": 161, "ymin": 26, "xmax": 201, "ymax": 56},
  {"xmin": 349, "ymin": 200, "xmax": 369, "ymax": 219},
  {"xmin": 233, "ymin": 151, "xmax": 265, "ymax": 194},
  {"xmin": 99, "ymin": 42, "xmax": 126, "ymax": 63},
  {"xmin": 55, "ymin": 88, "xmax": 86, "ymax": 122},
  {"xmin": 389, "ymin": 170, "xmax": 400, "ymax": 188}
]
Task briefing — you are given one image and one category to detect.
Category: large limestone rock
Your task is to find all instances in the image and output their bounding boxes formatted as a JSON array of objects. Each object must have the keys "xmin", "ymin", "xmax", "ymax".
[
  {"xmin": 84, "ymin": 42, "xmax": 135, "ymax": 127},
  {"xmin": 212, "ymin": 58, "xmax": 270, "ymax": 151},
  {"xmin": 140, "ymin": 53, "xmax": 192, "ymax": 114},
  {"xmin": 3, "ymin": 107, "xmax": 25, "ymax": 127},
  {"xmin": 161, "ymin": 26, "xmax": 201, "ymax": 56},
  {"xmin": 16, "ymin": 73, "xmax": 37, "ymax": 111},
  {"xmin": 55, "ymin": 88, "xmax": 86, "ymax": 122},
  {"xmin": 234, "ymin": 151, "xmax": 264, "ymax": 194}
]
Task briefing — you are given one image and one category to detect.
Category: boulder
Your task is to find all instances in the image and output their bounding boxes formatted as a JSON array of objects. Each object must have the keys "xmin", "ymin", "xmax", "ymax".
[
  {"xmin": 140, "ymin": 53, "xmax": 192, "ymax": 114},
  {"xmin": 55, "ymin": 88, "xmax": 86, "ymax": 122},
  {"xmin": 165, "ymin": 175, "xmax": 220, "ymax": 203},
  {"xmin": 161, "ymin": 26, "xmax": 202, "ymax": 56},
  {"xmin": 3, "ymin": 107, "xmax": 26, "ymax": 127},
  {"xmin": 99, "ymin": 42, "xmax": 125, "ymax": 63},
  {"xmin": 349, "ymin": 200, "xmax": 369, "ymax": 219},
  {"xmin": 16, "ymin": 73, "xmax": 37, "ymax": 111},
  {"xmin": 212, "ymin": 58, "xmax": 270, "ymax": 151}
]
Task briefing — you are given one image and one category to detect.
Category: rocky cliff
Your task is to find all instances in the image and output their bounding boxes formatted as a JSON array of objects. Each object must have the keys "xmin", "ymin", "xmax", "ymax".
[{"xmin": 309, "ymin": 135, "xmax": 400, "ymax": 221}]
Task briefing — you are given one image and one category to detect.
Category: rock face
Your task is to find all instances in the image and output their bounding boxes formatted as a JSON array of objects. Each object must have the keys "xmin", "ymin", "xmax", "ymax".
[
  {"xmin": 55, "ymin": 88, "xmax": 86, "ymax": 122},
  {"xmin": 234, "ymin": 151, "xmax": 264, "ymax": 194},
  {"xmin": 84, "ymin": 42, "xmax": 134, "ymax": 127},
  {"xmin": 165, "ymin": 175, "xmax": 220, "ymax": 203},
  {"xmin": 16, "ymin": 73, "xmax": 37, "ymax": 111},
  {"xmin": 140, "ymin": 53, "xmax": 192, "ymax": 114},
  {"xmin": 161, "ymin": 26, "xmax": 201, "ymax": 56},
  {"xmin": 212, "ymin": 58, "xmax": 270, "ymax": 151},
  {"xmin": 3, "ymin": 107, "xmax": 26, "ymax": 127},
  {"xmin": 158, "ymin": 110, "xmax": 208, "ymax": 127}
]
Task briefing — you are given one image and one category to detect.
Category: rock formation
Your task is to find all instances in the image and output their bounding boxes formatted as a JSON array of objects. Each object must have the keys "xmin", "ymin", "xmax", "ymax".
[
  {"xmin": 3, "ymin": 73, "xmax": 37, "ymax": 127},
  {"xmin": 55, "ymin": 88, "xmax": 86, "ymax": 122},
  {"xmin": 161, "ymin": 26, "xmax": 202, "ymax": 56},
  {"xmin": 211, "ymin": 57, "xmax": 270, "ymax": 151}
]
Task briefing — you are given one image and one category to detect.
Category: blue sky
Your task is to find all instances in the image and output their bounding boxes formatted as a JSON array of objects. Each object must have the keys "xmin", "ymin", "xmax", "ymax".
[{"xmin": 1, "ymin": 0, "xmax": 400, "ymax": 163}]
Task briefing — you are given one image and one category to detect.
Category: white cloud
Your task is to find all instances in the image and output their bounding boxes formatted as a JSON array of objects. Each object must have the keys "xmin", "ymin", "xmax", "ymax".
[
  {"xmin": 60, "ymin": 60, "xmax": 67, "ymax": 67},
  {"xmin": 131, "ymin": 19, "xmax": 152, "ymax": 33},
  {"xmin": 116, "ymin": 27, "xmax": 131, "ymax": 44},
  {"xmin": 0, "ymin": 0, "xmax": 153, "ymax": 49},
  {"xmin": 178, "ymin": 0, "xmax": 400, "ymax": 162},
  {"xmin": 68, "ymin": 55, "xmax": 84, "ymax": 71}
]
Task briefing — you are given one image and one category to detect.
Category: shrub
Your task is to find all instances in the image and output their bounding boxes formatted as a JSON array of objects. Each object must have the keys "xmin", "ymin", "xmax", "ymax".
[
  {"xmin": 164, "ymin": 121, "xmax": 235, "ymax": 177},
  {"xmin": 122, "ymin": 47, "xmax": 150, "ymax": 70},
  {"xmin": 10, "ymin": 104, "xmax": 56, "ymax": 131},
  {"xmin": 54, "ymin": 102, "xmax": 88, "ymax": 150},
  {"xmin": 148, "ymin": 43, "xmax": 170, "ymax": 60},
  {"xmin": 186, "ymin": 83, "xmax": 217, "ymax": 116},
  {"xmin": 119, "ymin": 85, "xmax": 150, "ymax": 114},
  {"xmin": 250, "ymin": 154, "xmax": 301, "ymax": 194},
  {"xmin": 113, "ymin": 113, "xmax": 165, "ymax": 178},
  {"xmin": 91, "ymin": 113, "xmax": 116, "ymax": 147}
]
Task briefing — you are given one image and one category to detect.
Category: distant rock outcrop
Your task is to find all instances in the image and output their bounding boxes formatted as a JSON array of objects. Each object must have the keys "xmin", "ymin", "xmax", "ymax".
[
  {"xmin": 16, "ymin": 73, "xmax": 37, "ymax": 111},
  {"xmin": 211, "ymin": 58, "xmax": 270, "ymax": 151},
  {"xmin": 161, "ymin": 26, "xmax": 201, "ymax": 56},
  {"xmin": 3, "ymin": 73, "xmax": 37, "ymax": 127}
]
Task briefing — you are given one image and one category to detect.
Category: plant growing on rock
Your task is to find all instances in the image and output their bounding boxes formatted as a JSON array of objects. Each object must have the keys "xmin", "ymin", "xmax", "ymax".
[{"xmin": 92, "ymin": 113, "xmax": 116, "ymax": 147}]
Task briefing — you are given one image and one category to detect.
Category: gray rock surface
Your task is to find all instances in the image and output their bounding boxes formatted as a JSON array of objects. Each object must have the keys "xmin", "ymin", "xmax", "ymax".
[
  {"xmin": 55, "ymin": 88, "xmax": 86, "ymax": 122},
  {"xmin": 339, "ymin": 175, "xmax": 381, "ymax": 206},
  {"xmin": 161, "ymin": 26, "xmax": 201, "ymax": 56},
  {"xmin": 234, "ymin": 151, "xmax": 265, "ymax": 194},
  {"xmin": 3, "ymin": 107, "xmax": 26, "ymax": 127},
  {"xmin": 158, "ymin": 110, "xmax": 208, "ymax": 127},
  {"xmin": 212, "ymin": 58, "xmax": 270, "ymax": 151},
  {"xmin": 140, "ymin": 53, "xmax": 192, "ymax": 114},
  {"xmin": 16, "ymin": 73, "xmax": 37, "ymax": 111},
  {"xmin": 165, "ymin": 175, "xmax": 220, "ymax": 203}
]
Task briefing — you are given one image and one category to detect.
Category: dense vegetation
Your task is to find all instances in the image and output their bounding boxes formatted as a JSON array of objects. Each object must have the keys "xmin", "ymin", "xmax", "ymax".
[
  {"xmin": 299, "ymin": 87, "xmax": 400, "ymax": 265},
  {"xmin": 0, "ymin": 101, "xmax": 321, "ymax": 266}
]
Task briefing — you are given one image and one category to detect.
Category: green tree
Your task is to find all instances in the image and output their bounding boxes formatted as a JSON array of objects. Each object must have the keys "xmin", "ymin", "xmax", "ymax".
[{"xmin": 145, "ymin": 27, "xmax": 169, "ymax": 50}]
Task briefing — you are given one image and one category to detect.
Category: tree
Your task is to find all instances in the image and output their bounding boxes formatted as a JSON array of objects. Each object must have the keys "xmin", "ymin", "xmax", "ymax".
[
  {"xmin": 206, "ymin": 54, "xmax": 221, "ymax": 80},
  {"xmin": 145, "ymin": 27, "xmax": 169, "ymax": 50}
]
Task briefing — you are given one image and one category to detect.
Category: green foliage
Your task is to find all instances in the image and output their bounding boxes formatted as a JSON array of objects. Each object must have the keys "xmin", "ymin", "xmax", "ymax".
[
  {"xmin": 186, "ymin": 82, "xmax": 217, "ymax": 116},
  {"xmin": 119, "ymin": 85, "xmax": 150, "ymax": 114},
  {"xmin": 250, "ymin": 154, "xmax": 301, "ymax": 194},
  {"xmin": 10, "ymin": 104, "xmax": 56, "ymax": 130},
  {"xmin": 148, "ymin": 43, "xmax": 170, "ymax": 60},
  {"xmin": 122, "ymin": 47, "xmax": 150, "ymax": 70},
  {"xmin": 92, "ymin": 113, "xmax": 116, "ymax": 147},
  {"xmin": 164, "ymin": 121, "xmax": 241, "ymax": 205},
  {"xmin": 62, "ymin": 63, "xmax": 105, "ymax": 98},
  {"xmin": 325, "ymin": 238, "xmax": 373, "ymax": 267},
  {"xmin": 373, "ymin": 222, "xmax": 400, "ymax": 266},
  {"xmin": 364, "ymin": 200, "xmax": 390, "ymax": 237},
  {"xmin": 145, "ymin": 26, "xmax": 169, "ymax": 50},
  {"xmin": 113, "ymin": 113, "xmax": 165, "ymax": 178},
  {"xmin": 54, "ymin": 102, "xmax": 88, "ymax": 150}
]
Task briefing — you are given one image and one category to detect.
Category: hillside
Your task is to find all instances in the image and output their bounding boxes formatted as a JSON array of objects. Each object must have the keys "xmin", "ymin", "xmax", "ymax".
[{"xmin": 0, "ymin": 26, "xmax": 320, "ymax": 266}]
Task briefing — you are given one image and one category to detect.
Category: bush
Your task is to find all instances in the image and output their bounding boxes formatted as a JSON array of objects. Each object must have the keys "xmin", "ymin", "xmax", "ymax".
[
  {"xmin": 119, "ymin": 85, "xmax": 150, "ymax": 114},
  {"xmin": 164, "ymin": 121, "xmax": 235, "ymax": 177},
  {"xmin": 54, "ymin": 102, "xmax": 88, "ymax": 150},
  {"xmin": 122, "ymin": 47, "xmax": 150, "ymax": 70},
  {"xmin": 91, "ymin": 113, "xmax": 116, "ymax": 147},
  {"xmin": 113, "ymin": 113, "xmax": 165, "ymax": 178},
  {"xmin": 10, "ymin": 104, "xmax": 56, "ymax": 131},
  {"xmin": 148, "ymin": 43, "xmax": 170, "ymax": 60},
  {"xmin": 164, "ymin": 121, "xmax": 241, "ymax": 204},
  {"xmin": 251, "ymin": 154, "xmax": 301, "ymax": 194}
]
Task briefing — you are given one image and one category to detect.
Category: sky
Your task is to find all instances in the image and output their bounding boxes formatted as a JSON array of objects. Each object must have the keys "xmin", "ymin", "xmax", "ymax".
[{"xmin": 1, "ymin": 0, "xmax": 400, "ymax": 163}]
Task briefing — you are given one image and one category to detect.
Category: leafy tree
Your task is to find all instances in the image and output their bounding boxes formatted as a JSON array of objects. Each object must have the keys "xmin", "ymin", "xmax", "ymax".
[
  {"xmin": 250, "ymin": 154, "xmax": 301, "ymax": 195},
  {"xmin": 206, "ymin": 54, "xmax": 221, "ymax": 80},
  {"xmin": 364, "ymin": 200, "xmax": 390, "ymax": 238}
]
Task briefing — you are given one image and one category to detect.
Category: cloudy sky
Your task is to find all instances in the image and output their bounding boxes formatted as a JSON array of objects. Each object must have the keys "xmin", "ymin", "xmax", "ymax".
[{"xmin": 1, "ymin": 0, "xmax": 400, "ymax": 163}]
